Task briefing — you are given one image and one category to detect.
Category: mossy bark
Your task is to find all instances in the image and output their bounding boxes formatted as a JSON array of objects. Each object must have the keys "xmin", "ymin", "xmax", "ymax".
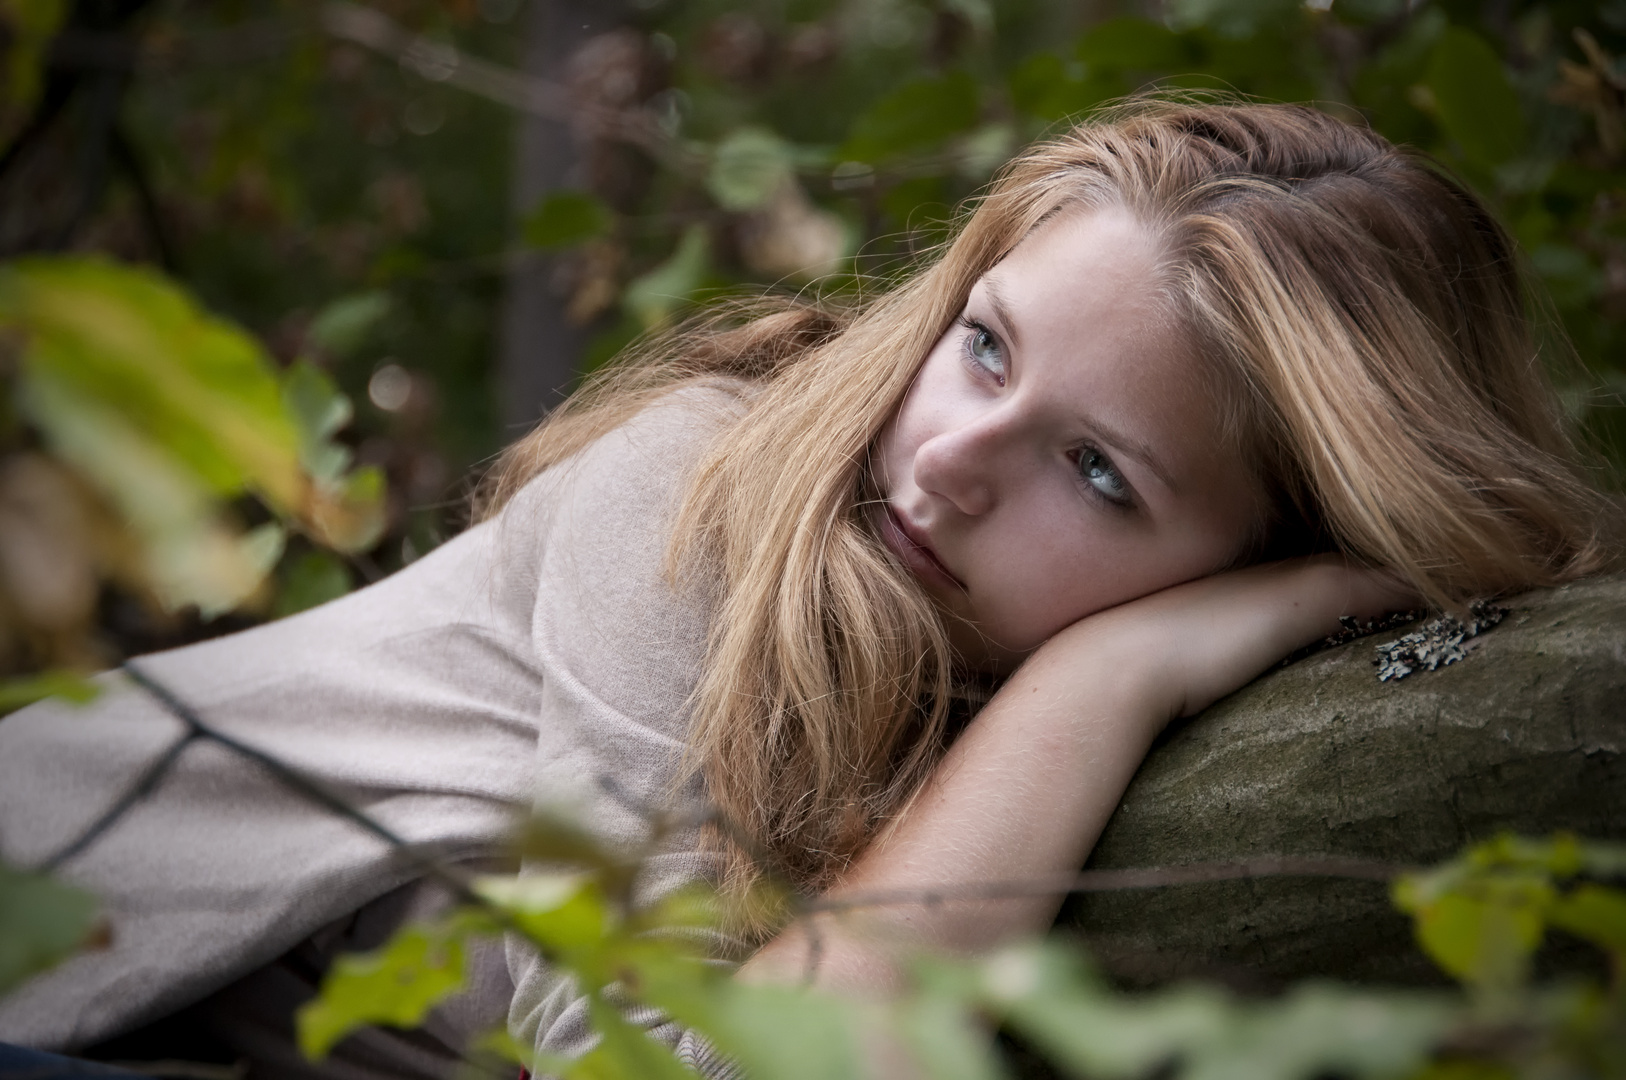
[{"xmin": 1056, "ymin": 574, "xmax": 1626, "ymax": 990}]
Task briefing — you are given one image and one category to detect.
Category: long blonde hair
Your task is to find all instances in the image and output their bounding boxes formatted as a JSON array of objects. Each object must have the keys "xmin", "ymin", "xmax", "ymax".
[{"xmin": 478, "ymin": 98, "xmax": 1622, "ymax": 922}]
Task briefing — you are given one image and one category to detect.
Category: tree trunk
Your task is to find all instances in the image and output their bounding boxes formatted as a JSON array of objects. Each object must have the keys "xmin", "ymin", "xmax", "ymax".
[
  {"xmin": 1059, "ymin": 574, "xmax": 1626, "ymax": 991},
  {"xmin": 495, "ymin": 0, "xmax": 631, "ymax": 432}
]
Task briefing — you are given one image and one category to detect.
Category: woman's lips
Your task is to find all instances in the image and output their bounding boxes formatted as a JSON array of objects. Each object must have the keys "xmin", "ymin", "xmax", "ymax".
[{"xmin": 880, "ymin": 506, "xmax": 966, "ymax": 591}]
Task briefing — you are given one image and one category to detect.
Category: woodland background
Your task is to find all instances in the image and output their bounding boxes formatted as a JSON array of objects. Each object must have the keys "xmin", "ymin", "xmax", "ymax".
[
  {"xmin": 1, "ymin": 0, "xmax": 1625, "ymax": 676},
  {"xmin": 4, "ymin": 3, "xmax": 1626, "ymax": 1077}
]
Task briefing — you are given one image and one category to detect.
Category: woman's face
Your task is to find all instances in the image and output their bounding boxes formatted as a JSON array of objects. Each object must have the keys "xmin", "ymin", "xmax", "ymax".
[{"xmin": 872, "ymin": 207, "xmax": 1265, "ymax": 671}]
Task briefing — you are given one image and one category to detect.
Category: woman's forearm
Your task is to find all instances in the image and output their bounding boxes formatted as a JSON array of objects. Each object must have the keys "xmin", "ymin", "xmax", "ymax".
[
  {"xmin": 739, "ymin": 621, "xmax": 1159, "ymax": 990},
  {"xmin": 738, "ymin": 557, "xmax": 1413, "ymax": 992}
]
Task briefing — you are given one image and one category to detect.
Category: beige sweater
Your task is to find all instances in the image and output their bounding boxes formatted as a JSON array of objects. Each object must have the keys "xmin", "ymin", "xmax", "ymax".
[{"xmin": 0, "ymin": 385, "xmax": 747, "ymax": 1075}]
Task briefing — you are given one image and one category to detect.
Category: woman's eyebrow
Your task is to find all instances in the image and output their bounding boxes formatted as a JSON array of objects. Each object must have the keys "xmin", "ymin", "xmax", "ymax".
[
  {"xmin": 1086, "ymin": 416, "xmax": 1176, "ymax": 493},
  {"xmin": 982, "ymin": 277, "xmax": 1022, "ymax": 350}
]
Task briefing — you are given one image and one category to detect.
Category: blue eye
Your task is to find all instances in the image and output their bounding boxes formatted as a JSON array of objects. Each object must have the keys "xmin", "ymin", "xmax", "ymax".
[
  {"xmin": 960, "ymin": 318, "xmax": 1005, "ymax": 383},
  {"xmin": 1079, "ymin": 447, "xmax": 1131, "ymax": 506}
]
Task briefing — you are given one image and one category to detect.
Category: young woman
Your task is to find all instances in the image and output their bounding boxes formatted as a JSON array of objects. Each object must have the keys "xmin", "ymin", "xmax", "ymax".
[{"xmin": 0, "ymin": 99, "xmax": 1618, "ymax": 1077}]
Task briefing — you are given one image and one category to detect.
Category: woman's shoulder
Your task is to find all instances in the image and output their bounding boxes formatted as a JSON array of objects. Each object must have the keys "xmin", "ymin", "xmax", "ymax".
[
  {"xmin": 499, "ymin": 377, "xmax": 752, "ymax": 527},
  {"xmin": 500, "ymin": 380, "xmax": 746, "ymax": 786}
]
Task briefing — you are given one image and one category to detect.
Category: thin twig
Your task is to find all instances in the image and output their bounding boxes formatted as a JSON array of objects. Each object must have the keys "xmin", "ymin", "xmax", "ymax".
[
  {"xmin": 317, "ymin": 2, "xmax": 686, "ymax": 167},
  {"xmin": 40, "ymin": 728, "xmax": 199, "ymax": 872},
  {"xmin": 804, "ymin": 856, "xmax": 1405, "ymax": 916},
  {"xmin": 119, "ymin": 661, "xmax": 486, "ymax": 908},
  {"xmin": 91, "ymin": 669, "xmax": 1406, "ymax": 943}
]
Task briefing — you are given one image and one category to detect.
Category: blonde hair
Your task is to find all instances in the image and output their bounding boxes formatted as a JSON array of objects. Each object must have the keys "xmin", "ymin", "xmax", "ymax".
[{"xmin": 478, "ymin": 98, "xmax": 1622, "ymax": 927}]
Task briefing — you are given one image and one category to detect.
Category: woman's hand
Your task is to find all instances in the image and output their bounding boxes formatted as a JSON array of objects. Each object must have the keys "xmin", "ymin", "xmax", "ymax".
[
  {"xmin": 742, "ymin": 554, "xmax": 1416, "ymax": 993},
  {"xmin": 1036, "ymin": 554, "xmax": 1418, "ymax": 730}
]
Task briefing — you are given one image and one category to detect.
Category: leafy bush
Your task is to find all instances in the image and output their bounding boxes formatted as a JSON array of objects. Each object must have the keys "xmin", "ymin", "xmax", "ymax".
[
  {"xmin": 286, "ymin": 825, "xmax": 1626, "ymax": 1079},
  {"xmin": 3, "ymin": 1, "xmax": 1625, "ymax": 1076},
  {"xmin": 0, "ymin": 257, "xmax": 384, "ymax": 701}
]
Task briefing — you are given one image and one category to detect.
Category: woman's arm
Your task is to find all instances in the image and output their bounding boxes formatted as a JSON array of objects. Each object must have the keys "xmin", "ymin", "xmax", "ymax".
[{"xmin": 740, "ymin": 555, "xmax": 1414, "ymax": 990}]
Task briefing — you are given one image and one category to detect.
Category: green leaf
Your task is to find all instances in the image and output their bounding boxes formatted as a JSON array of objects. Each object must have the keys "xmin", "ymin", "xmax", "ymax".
[
  {"xmin": 623, "ymin": 226, "xmax": 710, "ymax": 329},
  {"xmin": 1549, "ymin": 884, "xmax": 1626, "ymax": 958},
  {"xmin": 1075, "ymin": 17, "xmax": 1192, "ymax": 71},
  {"xmin": 1390, "ymin": 833, "xmax": 1626, "ymax": 996},
  {"xmin": 307, "ymin": 465, "xmax": 387, "ymax": 554},
  {"xmin": 514, "ymin": 807, "xmax": 634, "ymax": 870},
  {"xmin": 568, "ymin": 995, "xmax": 696, "ymax": 1080},
  {"xmin": 0, "ymin": 669, "xmax": 100, "ymax": 715},
  {"xmin": 272, "ymin": 550, "xmax": 352, "ymax": 618},
  {"xmin": 307, "ymin": 291, "xmax": 391, "ymax": 358},
  {"xmin": 977, "ymin": 941, "xmax": 1454, "ymax": 1080},
  {"xmin": 1476, "ymin": 833, "xmax": 1585, "ymax": 878},
  {"xmin": 281, "ymin": 360, "xmax": 353, "ymax": 484},
  {"xmin": 1425, "ymin": 27, "xmax": 1526, "ymax": 166},
  {"xmin": 0, "ymin": 860, "xmax": 100, "ymax": 997},
  {"xmin": 1008, "ymin": 54, "xmax": 1115, "ymax": 123},
  {"xmin": 0, "ymin": 256, "xmax": 386, "ymax": 586},
  {"xmin": 896, "ymin": 993, "xmax": 1005, "ymax": 1080},
  {"xmin": 0, "ymin": 0, "xmax": 69, "ymax": 115},
  {"xmin": 523, "ymin": 191, "xmax": 614, "ymax": 250},
  {"xmin": 472, "ymin": 1028, "xmax": 576, "ymax": 1077},
  {"xmin": 1164, "ymin": 0, "xmax": 1299, "ymax": 38},
  {"xmin": 978, "ymin": 942, "xmax": 1219, "ymax": 1079},
  {"xmin": 1017, "ymin": 983, "xmax": 1231, "ymax": 1078},
  {"xmin": 0, "ymin": 256, "xmax": 304, "ymax": 510},
  {"xmin": 707, "ymin": 127, "xmax": 796, "ymax": 212},
  {"xmin": 296, "ymin": 920, "xmax": 472, "ymax": 1060},
  {"xmin": 510, "ymin": 807, "xmax": 648, "ymax": 906},
  {"xmin": 665, "ymin": 980, "xmax": 867, "ymax": 1080},
  {"xmin": 18, "ymin": 367, "xmax": 282, "ymax": 615},
  {"xmin": 1183, "ymin": 983, "xmax": 1454, "ymax": 1080},
  {"xmin": 1578, "ymin": 840, "xmax": 1626, "ymax": 879},
  {"xmin": 1411, "ymin": 884, "xmax": 1549, "ymax": 991},
  {"xmin": 841, "ymin": 71, "xmax": 980, "ymax": 162},
  {"xmin": 476, "ymin": 874, "xmax": 612, "ymax": 958}
]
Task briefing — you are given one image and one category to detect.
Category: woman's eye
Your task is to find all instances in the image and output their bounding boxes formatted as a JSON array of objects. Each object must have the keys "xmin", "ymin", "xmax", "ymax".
[
  {"xmin": 1079, "ymin": 448, "xmax": 1131, "ymax": 506},
  {"xmin": 960, "ymin": 319, "xmax": 1006, "ymax": 382}
]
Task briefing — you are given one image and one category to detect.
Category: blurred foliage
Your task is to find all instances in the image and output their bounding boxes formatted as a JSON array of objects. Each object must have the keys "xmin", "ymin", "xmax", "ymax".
[
  {"xmin": 0, "ymin": 859, "xmax": 99, "ymax": 999},
  {"xmin": 3, "ymin": 0, "xmax": 1626, "ymax": 1068},
  {"xmin": 0, "ymin": 0, "xmax": 1623, "ymax": 671},
  {"xmin": 0, "ymin": 256, "xmax": 383, "ymax": 691},
  {"xmin": 285, "ymin": 825, "xmax": 1626, "ymax": 1079}
]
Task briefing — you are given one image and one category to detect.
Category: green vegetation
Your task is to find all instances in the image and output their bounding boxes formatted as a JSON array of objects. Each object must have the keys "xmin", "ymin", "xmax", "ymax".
[
  {"xmin": 4, "ymin": 0, "xmax": 1624, "ymax": 664},
  {"xmin": 2, "ymin": 0, "xmax": 1625, "ymax": 1075},
  {"xmin": 289, "ymin": 827, "xmax": 1626, "ymax": 1078}
]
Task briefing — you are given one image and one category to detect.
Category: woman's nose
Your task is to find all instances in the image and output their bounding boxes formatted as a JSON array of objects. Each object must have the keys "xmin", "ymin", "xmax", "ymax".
[{"xmin": 913, "ymin": 420, "xmax": 1000, "ymax": 516}]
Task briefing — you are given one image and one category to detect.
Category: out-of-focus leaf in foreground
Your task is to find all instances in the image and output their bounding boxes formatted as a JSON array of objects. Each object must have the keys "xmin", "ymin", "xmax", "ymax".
[
  {"xmin": 0, "ymin": 668, "xmax": 99, "ymax": 716},
  {"xmin": 295, "ymin": 915, "xmax": 481, "ymax": 1059},
  {"xmin": 0, "ymin": 859, "xmax": 101, "ymax": 997},
  {"xmin": 973, "ymin": 941, "xmax": 1456, "ymax": 1080},
  {"xmin": 0, "ymin": 257, "xmax": 385, "ymax": 615},
  {"xmin": 0, "ymin": 0, "xmax": 69, "ymax": 125},
  {"xmin": 1394, "ymin": 833, "xmax": 1626, "ymax": 1002}
]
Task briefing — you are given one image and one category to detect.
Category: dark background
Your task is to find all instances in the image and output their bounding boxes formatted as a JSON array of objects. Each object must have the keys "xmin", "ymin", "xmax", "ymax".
[{"xmin": 2, "ymin": 0, "xmax": 1623, "ymax": 675}]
